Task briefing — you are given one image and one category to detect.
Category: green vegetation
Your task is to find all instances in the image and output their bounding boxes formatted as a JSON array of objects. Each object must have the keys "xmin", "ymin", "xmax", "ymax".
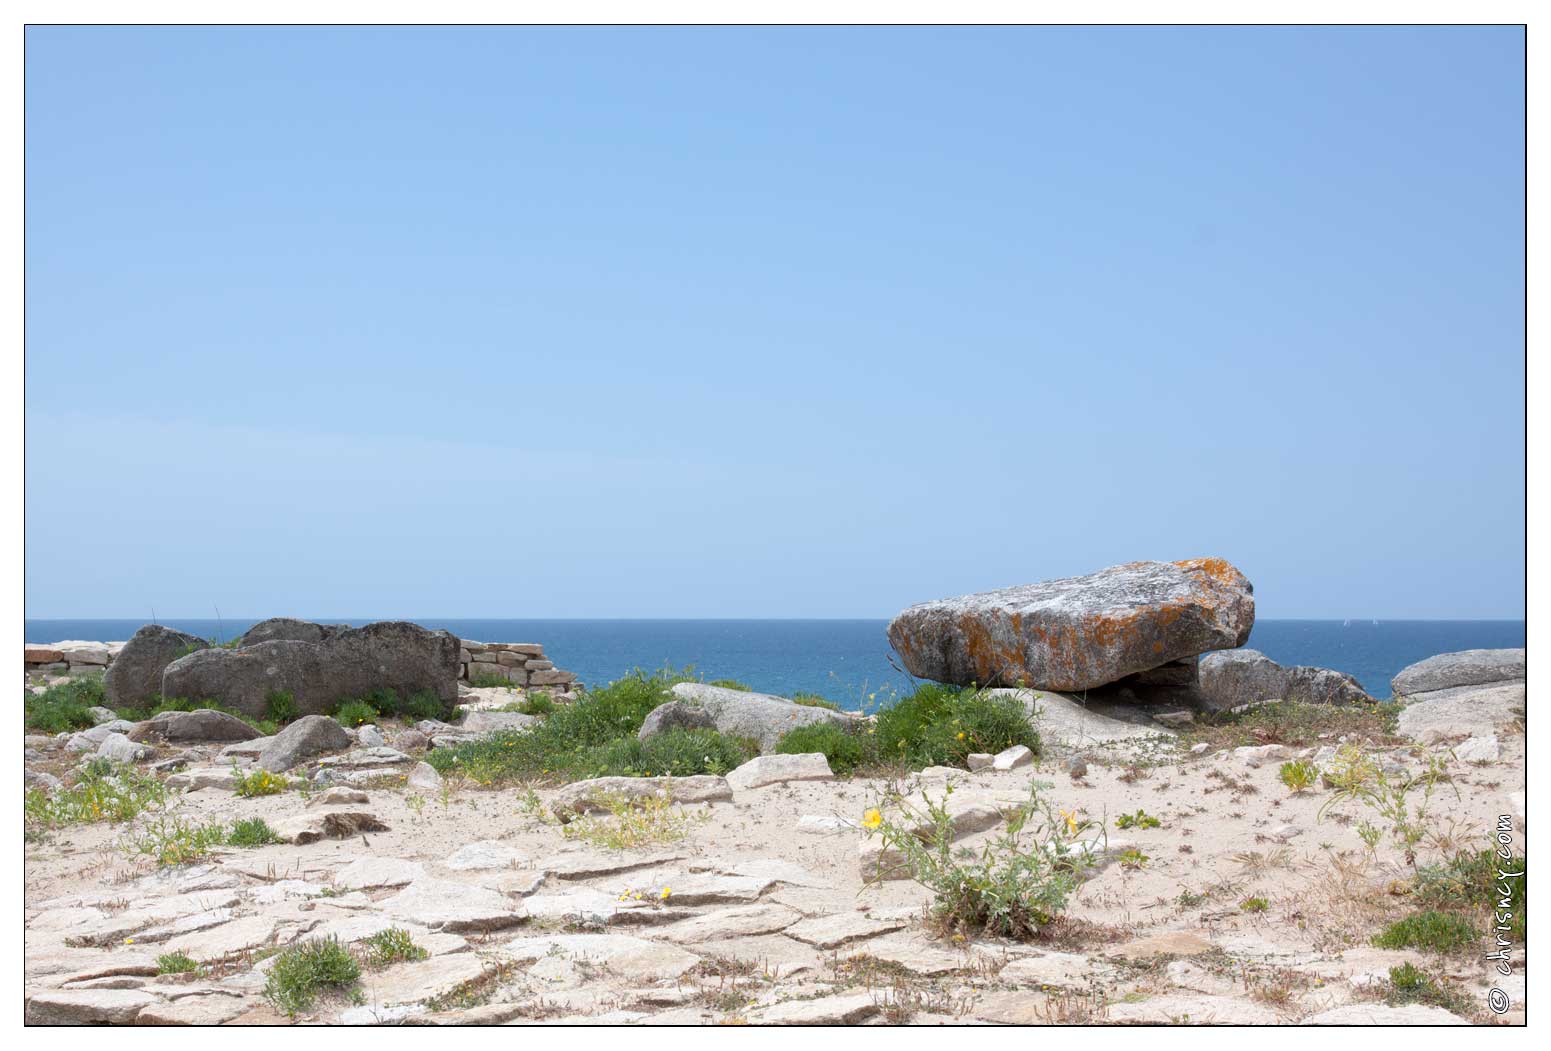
[
  {"xmin": 775, "ymin": 722, "xmax": 872, "ymax": 775},
  {"xmin": 263, "ymin": 938, "xmax": 362, "ymax": 1016},
  {"xmin": 513, "ymin": 691, "xmax": 555, "ymax": 715},
  {"xmin": 1278, "ymin": 758, "xmax": 1318, "ymax": 793},
  {"xmin": 1185, "ymin": 700, "xmax": 1403, "ymax": 750},
  {"xmin": 226, "ymin": 817, "xmax": 281, "ymax": 847},
  {"xmin": 570, "ymin": 728, "xmax": 756, "ymax": 779},
  {"xmin": 862, "ymin": 781, "xmax": 1098, "ymax": 939},
  {"xmin": 233, "ymin": 768, "xmax": 289, "ymax": 798},
  {"xmin": 469, "ymin": 672, "xmax": 517, "ymax": 689},
  {"xmin": 791, "ymin": 692, "xmax": 841, "ymax": 711},
  {"xmin": 1117, "ymin": 848, "xmax": 1150, "ymax": 870},
  {"xmin": 332, "ymin": 699, "xmax": 379, "ymax": 728},
  {"xmin": 24, "ymin": 677, "xmax": 108, "ymax": 733},
  {"xmin": 1115, "ymin": 809, "xmax": 1162, "ymax": 830},
  {"xmin": 872, "ymin": 683, "xmax": 1038, "ymax": 769},
  {"xmin": 24, "ymin": 763, "xmax": 169, "ymax": 832},
  {"xmin": 1318, "ymin": 744, "xmax": 1457, "ymax": 849},
  {"xmin": 707, "ymin": 679, "xmax": 752, "ymax": 691},
  {"xmin": 355, "ymin": 686, "xmax": 448, "ymax": 722},
  {"xmin": 155, "ymin": 951, "xmax": 201, "ymax": 976},
  {"xmin": 1384, "ymin": 963, "xmax": 1470, "ymax": 1013},
  {"xmin": 562, "ymin": 790, "xmax": 709, "ymax": 849},
  {"xmin": 264, "ymin": 689, "xmax": 299, "ymax": 724},
  {"xmin": 424, "ymin": 667, "xmax": 699, "ymax": 785},
  {"xmin": 1413, "ymin": 848, "xmax": 1526, "ymax": 943},
  {"xmin": 1240, "ymin": 896, "xmax": 1270, "ymax": 913},
  {"xmin": 1372, "ymin": 910, "xmax": 1478, "ymax": 953},
  {"xmin": 360, "ymin": 927, "xmax": 429, "ymax": 968},
  {"xmin": 123, "ymin": 814, "xmax": 232, "ymax": 867}
]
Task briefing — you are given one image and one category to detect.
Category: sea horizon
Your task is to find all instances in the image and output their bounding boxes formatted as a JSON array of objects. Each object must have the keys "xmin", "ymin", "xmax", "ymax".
[{"xmin": 24, "ymin": 616, "xmax": 1527, "ymax": 704}]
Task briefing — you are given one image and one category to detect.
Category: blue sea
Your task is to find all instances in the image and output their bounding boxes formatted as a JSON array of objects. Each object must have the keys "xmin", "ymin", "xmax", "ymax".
[{"xmin": 24, "ymin": 618, "xmax": 1525, "ymax": 707}]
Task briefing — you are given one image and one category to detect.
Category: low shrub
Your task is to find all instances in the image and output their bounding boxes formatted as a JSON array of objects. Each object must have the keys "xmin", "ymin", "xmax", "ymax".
[
  {"xmin": 1278, "ymin": 759, "xmax": 1318, "ymax": 793},
  {"xmin": 233, "ymin": 768, "xmax": 289, "ymax": 798},
  {"xmin": 1240, "ymin": 896, "xmax": 1270, "ymax": 913},
  {"xmin": 24, "ymin": 678, "xmax": 108, "ymax": 733},
  {"xmin": 227, "ymin": 818, "xmax": 280, "ymax": 847},
  {"xmin": 424, "ymin": 667, "xmax": 692, "ymax": 784},
  {"xmin": 1384, "ymin": 963, "xmax": 1470, "ymax": 1012},
  {"xmin": 1373, "ymin": 910, "xmax": 1478, "ymax": 953},
  {"xmin": 332, "ymin": 700, "xmax": 379, "ymax": 728},
  {"xmin": 775, "ymin": 722, "xmax": 874, "ymax": 775},
  {"xmin": 1413, "ymin": 848, "xmax": 1527, "ymax": 943},
  {"xmin": 1116, "ymin": 809, "xmax": 1161, "ymax": 830},
  {"xmin": 873, "ymin": 683, "xmax": 1038, "ymax": 769},
  {"xmin": 265, "ymin": 690, "xmax": 299, "ymax": 725},
  {"xmin": 862, "ymin": 780, "xmax": 1098, "ymax": 939},
  {"xmin": 573, "ymin": 728, "xmax": 756, "ymax": 780},
  {"xmin": 263, "ymin": 937, "xmax": 361, "ymax": 1016},
  {"xmin": 708, "ymin": 679, "xmax": 752, "ymax": 691},
  {"xmin": 156, "ymin": 951, "xmax": 201, "ymax": 976},
  {"xmin": 514, "ymin": 691, "xmax": 554, "ymax": 715},
  {"xmin": 123, "ymin": 814, "xmax": 231, "ymax": 867},
  {"xmin": 1186, "ymin": 700, "xmax": 1404, "ymax": 750},
  {"xmin": 360, "ymin": 927, "xmax": 428, "ymax": 968}
]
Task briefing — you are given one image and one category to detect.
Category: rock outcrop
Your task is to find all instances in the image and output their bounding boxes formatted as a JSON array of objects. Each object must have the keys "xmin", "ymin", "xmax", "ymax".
[
  {"xmin": 1197, "ymin": 649, "xmax": 1371, "ymax": 712},
  {"xmin": 887, "ymin": 558, "xmax": 1255, "ymax": 691},
  {"xmin": 160, "ymin": 620, "xmax": 460, "ymax": 720},
  {"xmin": 641, "ymin": 683, "xmax": 853, "ymax": 753},
  {"xmin": 235, "ymin": 617, "xmax": 349, "ymax": 648},
  {"xmin": 1392, "ymin": 648, "xmax": 1526, "ymax": 743},
  {"xmin": 103, "ymin": 625, "xmax": 209, "ymax": 710},
  {"xmin": 127, "ymin": 708, "xmax": 263, "ymax": 743}
]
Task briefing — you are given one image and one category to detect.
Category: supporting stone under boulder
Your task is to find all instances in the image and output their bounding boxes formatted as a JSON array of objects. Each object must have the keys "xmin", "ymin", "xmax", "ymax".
[
  {"xmin": 1196, "ymin": 649, "xmax": 1371, "ymax": 712},
  {"xmin": 886, "ymin": 558, "xmax": 1255, "ymax": 691}
]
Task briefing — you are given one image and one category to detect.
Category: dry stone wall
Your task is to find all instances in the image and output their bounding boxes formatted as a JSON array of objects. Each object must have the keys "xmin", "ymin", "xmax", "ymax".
[{"xmin": 460, "ymin": 640, "xmax": 579, "ymax": 690}]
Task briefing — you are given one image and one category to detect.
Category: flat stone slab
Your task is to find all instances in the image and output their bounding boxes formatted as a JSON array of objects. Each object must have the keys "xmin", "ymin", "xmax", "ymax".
[
  {"xmin": 504, "ymin": 933, "xmax": 702, "ymax": 982},
  {"xmin": 161, "ymin": 916, "xmax": 278, "ymax": 961},
  {"xmin": 444, "ymin": 840, "xmax": 525, "ymax": 871},
  {"xmin": 657, "ymin": 904, "xmax": 801, "ymax": 943},
  {"xmin": 784, "ymin": 912, "xmax": 910, "ymax": 949},
  {"xmin": 25, "ymin": 988, "xmax": 160, "ymax": 1025},
  {"xmin": 747, "ymin": 991, "xmax": 881, "ymax": 1025},
  {"xmin": 354, "ymin": 952, "xmax": 506, "ymax": 1009},
  {"xmin": 382, "ymin": 878, "xmax": 527, "ymax": 932},
  {"xmin": 726, "ymin": 753, "xmax": 834, "ymax": 791},
  {"xmin": 1106, "ymin": 993, "xmax": 1282, "ymax": 1024},
  {"xmin": 550, "ymin": 775, "xmax": 731, "ymax": 821},
  {"xmin": 1299, "ymin": 1003, "xmax": 1469, "ymax": 1025},
  {"xmin": 1396, "ymin": 681, "xmax": 1525, "ymax": 743}
]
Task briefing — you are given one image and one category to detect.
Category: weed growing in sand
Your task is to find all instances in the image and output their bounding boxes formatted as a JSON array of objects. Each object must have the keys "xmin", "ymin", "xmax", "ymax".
[
  {"xmin": 156, "ymin": 951, "xmax": 201, "ymax": 976},
  {"xmin": 360, "ymin": 928, "xmax": 428, "ymax": 968},
  {"xmin": 226, "ymin": 818, "xmax": 280, "ymax": 847},
  {"xmin": 1384, "ymin": 963, "xmax": 1472, "ymax": 1013},
  {"xmin": 1318, "ymin": 745, "xmax": 1458, "ymax": 851},
  {"xmin": 863, "ymin": 780, "xmax": 1098, "ymax": 939},
  {"xmin": 1240, "ymin": 896, "xmax": 1270, "ymax": 913},
  {"xmin": 1116, "ymin": 809, "xmax": 1161, "ymax": 830},
  {"xmin": 1117, "ymin": 848, "xmax": 1150, "ymax": 870},
  {"xmin": 123, "ymin": 814, "xmax": 231, "ymax": 867},
  {"xmin": 562, "ymin": 791, "xmax": 709, "ymax": 849},
  {"xmin": 1278, "ymin": 759, "xmax": 1318, "ymax": 793},
  {"xmin": 233, "ymin": 768, "xmax": 289, "ymax": 797},
  {"xmin": 24, "ymin": 677, "xmax": 109, "ymax": 733},
  {"xmin": 1372, "ymin": 910, "xmax": 1478, "ymax": 953},
  {"xmin": 264, "ymin": 937, "xmax": 362, "ymax": 1016},
  {"xmin": 24, "ymin": 764, "xmax": 168, "ymax": 832},
  {"xmin": 405, "ymin": 793, "xmax": 427, "ymax": 816}
]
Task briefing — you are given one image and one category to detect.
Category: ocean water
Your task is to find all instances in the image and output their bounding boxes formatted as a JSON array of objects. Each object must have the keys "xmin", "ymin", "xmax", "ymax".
[{"xmin": 24, "ymin": 618, "xmax": 1525, "ymax": 706}]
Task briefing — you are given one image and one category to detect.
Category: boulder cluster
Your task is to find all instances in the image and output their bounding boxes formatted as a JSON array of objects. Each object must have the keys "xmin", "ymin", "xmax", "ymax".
[{"xmin": 888, "ymin": 558, "xmax": 1371, "ymax": 713}]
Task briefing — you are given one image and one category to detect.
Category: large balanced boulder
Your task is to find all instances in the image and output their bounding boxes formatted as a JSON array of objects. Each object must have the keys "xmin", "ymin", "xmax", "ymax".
[
  {"xmin": 1197, "ymin": 649, "xmax": 1371, "ymax": 712},
  {"xmin": 641, "ymin": 683, "xmax": 853, "ymax": 753},
  {"xmin": 160, "ymin": 620, "xmax": 459, "ymax": 720},
  {"xmin": 887, "ymin": 558, "xmax": 1255, "ymax": 691},
  {"xmin": 103, "ymin": 625, "xmax": 209, "ymax": 710}
]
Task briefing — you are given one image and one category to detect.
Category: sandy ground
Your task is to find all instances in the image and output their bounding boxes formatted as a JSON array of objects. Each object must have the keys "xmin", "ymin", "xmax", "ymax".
[{"xmin": 23, "ymin": 708, "xmax": 1528, "ymax": 1026}]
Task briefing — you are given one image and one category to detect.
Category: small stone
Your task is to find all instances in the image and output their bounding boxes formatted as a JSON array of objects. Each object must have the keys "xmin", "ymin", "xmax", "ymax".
[
  {"xmin": 357, "ymin": 725, "xmax": 385, "ymax": 748},
  {"xmin": 966, "ymin": 752, "xmax": 994, "ymax": 771},
  {"xmin": 992, "ymin": 744, "xmax": 1034, "ymax": 771},
  {"xmin": 1067, "ymin": 756, "xmax": 1089, "ymax": 778},
  {"xmin": 1454, "ymin": 734, "xmax": 1501, "ymax": 763},
  {"xmin": 407, "ymin": 761, "xmax": 443, "ymax": 792},
  {"xmin": 306, "ymin": 786, "xmax": 369, "ymax": 807},
  {"xmin": 1189, "ymin": 742, "xmax": 1210, "ymax": 755},
  {"xmin": 97, "ymin": 732, "xmax": 156, "ymax": 763}
]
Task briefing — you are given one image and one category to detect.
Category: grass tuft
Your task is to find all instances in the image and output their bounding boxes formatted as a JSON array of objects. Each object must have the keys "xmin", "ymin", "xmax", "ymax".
[{"xmin": 263, "ymin": 937, "xmax": 362, "ymax": 1016}]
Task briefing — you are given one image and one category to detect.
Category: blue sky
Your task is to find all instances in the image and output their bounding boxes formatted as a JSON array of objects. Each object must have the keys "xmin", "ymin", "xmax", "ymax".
[{"xmin": 25, "ymin": 26, "xmax": 1524, "ymax": 619}]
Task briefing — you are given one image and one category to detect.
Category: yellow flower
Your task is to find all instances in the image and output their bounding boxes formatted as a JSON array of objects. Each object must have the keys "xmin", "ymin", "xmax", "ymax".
[
  {"xmin": 956, "ymin": 732, "xmax": 966, "ymax": 741},
  {"xmin": 1060, "ymin": 810, "xmax": 1079, "ymax": 835},
  {"xmin": 660, "ymin": 887, "xmax": 672, "ymax": 900},
  {"xmin": 124, "ymin": 937, "xmax": 134, "ymax": 944},
  {"xmin": 862, "ymin": 808, "xmax": 883, "ymax": 831}
]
